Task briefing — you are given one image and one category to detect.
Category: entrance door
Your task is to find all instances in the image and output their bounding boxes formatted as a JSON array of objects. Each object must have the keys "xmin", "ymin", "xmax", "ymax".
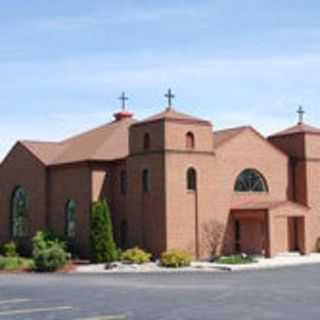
[
  {"xmin": 236, "ymin": 219, "xmax": 265, "ymax": 255},
  {"xmin": 288, "ymin": 217, "xmax": 300, "ymax": 252}
]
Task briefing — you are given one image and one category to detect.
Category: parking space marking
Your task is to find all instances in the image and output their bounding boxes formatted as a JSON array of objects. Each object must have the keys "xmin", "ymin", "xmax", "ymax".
[
  {"xmin": 0, "ymin": 305, "xmax": 72, "ymax": 316},
  {"xmin": 0, "ymin": 298, "xmax": 31, "ymax": 305}
]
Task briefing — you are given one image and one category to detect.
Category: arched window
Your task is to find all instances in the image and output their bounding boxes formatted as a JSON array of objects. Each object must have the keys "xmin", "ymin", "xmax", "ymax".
[
  {"xmin": 143, "ymin": 133, "xmax": 150, "ymax": 150},
  {"xmin": 120, "ymin": 170, "xmax": 127, "ymax": 194},
  {"xmin": 186, "ymin": 132, "xmax": 195, "ymax": 149},
  {"xmin": 66, "ymin": 200, "xmax": 76, "ymax": 238},
  {"xmin": 142, "ymin": 169, "xmax": 150, "ymax": 192},
  {"xmin": 11, "ymin": 187, "xmax": 28, "ymax": 237},
  {"xmin": 187, "ymin": 168, "xmax": 197, "ymax": 191},
  {"xmin": 234, "ymin": 169, "xmax": 268, "ymax": 192}
]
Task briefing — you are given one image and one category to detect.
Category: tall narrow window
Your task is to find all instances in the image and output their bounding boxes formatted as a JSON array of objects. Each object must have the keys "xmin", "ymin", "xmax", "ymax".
[
  {"xmin": 186, "ymin": 132, "xmax": 195, "ymax": 149},
  {"xmin": 142, "ymin": 169, "xmax": 150, "ymax": 192},
  {"xmin": 120, "ymin": 170, "xmax": 127, "ymax": 194},
  {"xmin": 187, "ymin": 168, "xmax": 197, "ymax": 191},
  {"xmin": 11, "ymin": 187, "xmax": 28, "ymax": 237},
  {"xmin": 66, "ymin": 200, "xmax": 76, "ymax": 238},
  {"xmin": 143, "ymin": 133, "xmax": 150, "ymax": 151}
]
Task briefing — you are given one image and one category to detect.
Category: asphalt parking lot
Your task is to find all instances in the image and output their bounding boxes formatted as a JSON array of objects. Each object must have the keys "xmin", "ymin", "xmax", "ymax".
[{"xmin": 0, "ymin": 264, "xmax": 319, "ymax": 320}]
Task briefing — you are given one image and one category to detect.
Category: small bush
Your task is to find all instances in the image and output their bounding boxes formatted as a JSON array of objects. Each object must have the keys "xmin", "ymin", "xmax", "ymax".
[
  {"xmin": 90, "ymin": 200, "xmax": 118, "ymax": 263},
  {"xmin": 216, "ymin": 254, "xmax": 256, "ymax": 265},
  {"xmin": 121, "ymin": 247, "xmax": 151, "ymax": 264},
  {"xmin": 160, "ymin": 249, "xmax": 192, "ymax": 268},
  {"xmin": 0, "ymin": 257, "xmax": 33, "ymax": 271},
  {"xmin": 2, "ymin": 242, "xmax": 18, "ymax": 257},
  {"xmin": 32, "ymin": 231, "xmax": 69, "ymax": 272}
]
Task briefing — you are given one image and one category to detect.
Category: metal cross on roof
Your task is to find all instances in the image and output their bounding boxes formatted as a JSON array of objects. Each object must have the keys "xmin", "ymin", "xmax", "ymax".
[
  {"xmin": 297, "ymin": 105, "xmax": 305, "ymax": 124},
  {"xmin": 119, "ymin": 92, "xmax": 128, "ymax": 111},
  {"xmin": 165, "ymin": 88, "xmax": 175, "ymax": 109}
]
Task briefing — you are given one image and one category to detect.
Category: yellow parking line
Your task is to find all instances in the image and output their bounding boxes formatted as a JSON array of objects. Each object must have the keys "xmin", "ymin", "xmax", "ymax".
[
  {"xmin": 0, "ymin": 306, "xmax": 72, "ymax": 316},
  {"xmin": 0, "ymin": 298, "xmax": 31, "ymax": 305}
]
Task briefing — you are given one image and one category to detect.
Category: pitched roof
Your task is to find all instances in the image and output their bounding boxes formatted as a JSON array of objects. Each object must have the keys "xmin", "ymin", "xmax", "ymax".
[
  {"xmin": 214, "ymin": 126, "xmax": 249, "ymax": 148},
  {"xmin": 21, "ymin": 117, "xmax": 136, "ymax": 166},
  {"xmin": 270, "ymin": 123, "xmax": 320, "ymax": 138},
  {"xmin": 133, "ymin": 108, "xmax": 211, "ymax": 126}
]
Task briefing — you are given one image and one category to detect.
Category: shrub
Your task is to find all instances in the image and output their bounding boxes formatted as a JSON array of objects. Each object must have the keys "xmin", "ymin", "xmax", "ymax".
[
  {"xmin": 32, "ymin": 231, "xmax": 69, "ymax": 272},
  {"xmin": 216, "ymin": 254, "xmax": 256, "ymax": 265},
  {"xmin": 202, "ymin": 219, "xmax": 230, "ymax": 260},
  {"xmin": 2, "ymin": 242, "xmax": 18, "ymax": 257},
  {"xmin": 0, "ymin": 257, "xmax": 33, "ymax": 271},
  {"xmin": 160, "ymin": 249, "xmax": 192, "ymax": 268},
  {"xmin": 90, "ymin": 200, "xmax": 118, "ymax": 263},
  {"xmin": 121, "ymin": 247, "xmax": 151, "ymax": 264}
]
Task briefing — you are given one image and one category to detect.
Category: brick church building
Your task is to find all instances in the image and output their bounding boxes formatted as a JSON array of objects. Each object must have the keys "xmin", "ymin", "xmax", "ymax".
[{"xmin": 1, "ymin": 92, "xmax": 320, "ymax": 259}]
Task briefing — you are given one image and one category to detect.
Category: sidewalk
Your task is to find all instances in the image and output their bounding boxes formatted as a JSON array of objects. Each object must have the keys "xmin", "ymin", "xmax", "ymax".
[{"xmin": 208, "ymin": 253, "xmax": 320, "ymax": 271}]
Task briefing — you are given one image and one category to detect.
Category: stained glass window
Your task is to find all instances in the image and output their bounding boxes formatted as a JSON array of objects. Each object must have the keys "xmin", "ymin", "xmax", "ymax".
[
  {"xmin": 11, "ymin": 187, "xmax": 28, "ymax": 237},
  {"xmin": 66, "ymin": 200, "xmax": 76, "ymax": 238}
]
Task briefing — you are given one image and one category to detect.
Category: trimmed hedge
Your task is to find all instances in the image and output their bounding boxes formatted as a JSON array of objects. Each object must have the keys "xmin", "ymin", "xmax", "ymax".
[
  {"xmin": 121, "ymin": 247, "xmax": 151, "ymax": 264},
  {"xmin": 160, "ymin": 249, "xmax": 192, "ymax": 268},
  {"xmin": 90, "ymin": 200, "xmax": 118, "ymax": 263}
]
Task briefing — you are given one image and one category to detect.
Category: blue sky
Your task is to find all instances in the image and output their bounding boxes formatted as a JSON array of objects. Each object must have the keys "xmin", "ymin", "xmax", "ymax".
[{"xmin": 1, "ymin": 0, "xmax": 320, "ymax": 158}]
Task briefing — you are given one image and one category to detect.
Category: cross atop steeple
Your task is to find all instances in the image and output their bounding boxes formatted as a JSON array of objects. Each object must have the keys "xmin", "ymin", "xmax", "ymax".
[
  {"xmin": 119, "ymin": 92, "xmax": 128, "ymax": 111},
  {"xmin": 297, "ymin": 105, "xmax": 305, "ymax": 125},
  {"xmin": 165, "ymin": 88, "xmax": 175, "ymax": 110}
]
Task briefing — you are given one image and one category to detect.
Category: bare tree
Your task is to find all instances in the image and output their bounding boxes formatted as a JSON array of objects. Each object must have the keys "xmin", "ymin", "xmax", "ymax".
[{"xmin": 202, "ymin": 219, "xmax": 229, "ymax": 260}]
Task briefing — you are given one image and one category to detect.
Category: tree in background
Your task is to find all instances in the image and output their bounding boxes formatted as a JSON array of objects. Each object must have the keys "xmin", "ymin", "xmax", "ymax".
[{"xmin": 90, "ymin": 200, "xmax": 118, "ymax": 263}]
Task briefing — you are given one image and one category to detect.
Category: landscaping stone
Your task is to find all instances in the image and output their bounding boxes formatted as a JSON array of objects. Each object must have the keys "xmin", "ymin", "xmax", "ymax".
[{"xmin": 75, "ymin": 253, "xmax": 320, "ymax": 273}]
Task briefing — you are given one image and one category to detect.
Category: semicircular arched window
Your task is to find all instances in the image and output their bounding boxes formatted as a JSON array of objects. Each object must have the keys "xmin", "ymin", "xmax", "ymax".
[
  {"xmin": 11, "ymin": 186, "xmax": 28, "ymax": 238},
  {"xmin": 65, "ymin": 200, "xmax": 76, "ymax": 238},
  {"xmin": 234, "ymin": 169, "xmax": 268, "ymax": 192}
]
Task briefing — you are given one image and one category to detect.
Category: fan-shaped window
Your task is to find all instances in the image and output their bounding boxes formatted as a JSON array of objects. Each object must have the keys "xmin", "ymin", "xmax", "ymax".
[
  {"xmin": 120, "ymin": 170, "xmax": 127, "ymax": 194},
  {"xmin": 234, "ymin": 169, "xmax": 268, "ymax": 192},
  {"xmin": 143, "ymin": 133, "xmax": 150, "ymax": 150},
  {"xmin": 11, "ymin": 187, "xmax": 28, "ymax": 237},
  {"xmin": 142, "ymin": 169, "xmax": 150, "ymax": 192},
  {"xmin": 66, "ymin": 200, "xmax": 76, "ymax": 238},
  {"xmin": 186, "ymin": 132, "xmax": 195, "ymax": 149},
  {"xmin": 187, "ymin": 168, "xmax": 197, "ymax": 191}
]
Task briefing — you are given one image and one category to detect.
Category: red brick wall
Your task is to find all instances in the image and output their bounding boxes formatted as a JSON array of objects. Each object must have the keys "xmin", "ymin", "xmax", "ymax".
[
  {"xmin": 48, "ymin": 164, "xmax": 91, "ymax": 257},
  {"xmin": 0, "ymin": 143, "xmax": 47, "ymax": 245}
]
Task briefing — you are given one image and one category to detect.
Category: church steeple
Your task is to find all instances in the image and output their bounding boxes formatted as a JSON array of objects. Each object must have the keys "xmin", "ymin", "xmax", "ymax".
[{"xmin": 113, "ymin": 91, "xmax": 133, "ymax": 121}]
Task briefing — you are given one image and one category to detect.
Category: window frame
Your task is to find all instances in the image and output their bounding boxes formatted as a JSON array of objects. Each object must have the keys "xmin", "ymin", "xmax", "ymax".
[
  {"xmin": 186, "ymin": 167, "xmax": 197, "ymax": 191},
  {"xmin": 234, "ymin": 169, "xmax": 268, "ymax": 193},
  {"xmin": 65, "ymin": 199, "xmax": 76, "ymax": 239},
  {"xmin": 142, "ymin": 169, "xmax": 151, "ymax": 193},
  {"xmin": 186, "ymin": 131, "xmax": 195, "ymax": 149},
  {"xmin": 11, "ymin": 186, "xmax": 28, "ymax": 238}
]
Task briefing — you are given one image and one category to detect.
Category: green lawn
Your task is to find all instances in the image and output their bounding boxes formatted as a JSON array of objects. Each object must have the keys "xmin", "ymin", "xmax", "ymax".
[{"xmin": 215, "ymin": 255, "xmax": 257, "ymax": 265}]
